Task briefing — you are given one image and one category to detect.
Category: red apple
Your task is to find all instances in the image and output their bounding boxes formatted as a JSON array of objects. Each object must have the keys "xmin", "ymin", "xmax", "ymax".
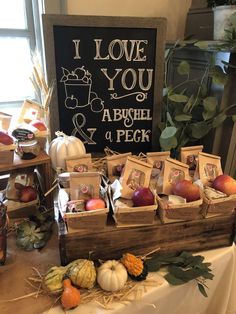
[
  {"xmin": 212, "ymin": 174, "xmax": 236, "ymax": 196},
  {"xmin": 132, "ymin": 187, "xmax": 155, "ymax": 207},
  {"xmin": 172, "ymin": 180, "xmax": 200, "ymax": 202},
  {"xmin": 29, "ymin": 120, "xmax": 47, "ymax": 131},
  {"xmin": 0, "ymin": 130, "xmax": 13, "ymax": 145},
  {"xmin": 85, "ymin": 198, "xmax": 106, "ymax": 211},
  {"xmin": 19, "ymin": 186, "xmax": 37, "ymax": 203}
]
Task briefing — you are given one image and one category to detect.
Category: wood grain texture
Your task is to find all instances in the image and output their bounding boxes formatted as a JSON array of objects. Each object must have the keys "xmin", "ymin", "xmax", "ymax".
[
  {"xmin": 0, "ymin": 151, "xmax": 50, "ymax": 173},
  {"xmin": 0, "ymin": 151, "xmax": 53, "ymax": 209},
  {"xmin": 203, "ymin": 195, "xmax": 236, "ymax": 215},
  {"xmin": 58, "ymin": 212, "xmax": 236, "ymax": 265}
]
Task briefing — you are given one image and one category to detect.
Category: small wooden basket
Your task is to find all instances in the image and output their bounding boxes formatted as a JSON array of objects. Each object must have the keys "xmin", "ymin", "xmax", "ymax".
[
  {"xmin": 202, "ymin": 194, "xmax": 236, "ymax": 216},
  {"xmin": 110, "ymin": 196, "xmax": 157, "ymax": 227},
  {"xmin": 58, "ymin": 188, "xmax": 109, "ymax": 233},
  {"xmin": 157, "ymin": 195, "xmax": 204, "ymax": 224},
  {"xmin": 64, "ymin": 208, "xmax": 109, "ymax": 233}
]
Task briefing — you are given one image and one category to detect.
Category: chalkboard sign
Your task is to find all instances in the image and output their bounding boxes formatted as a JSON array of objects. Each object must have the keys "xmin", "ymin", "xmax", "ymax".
[{"xmin": 42, "ymin": 15, "xmax": 166, "ymax": 154}]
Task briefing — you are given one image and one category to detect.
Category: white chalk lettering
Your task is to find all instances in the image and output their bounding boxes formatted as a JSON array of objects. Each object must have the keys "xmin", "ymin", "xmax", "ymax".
[
  {"xmin": 102, "ymin": 108, "xmax": 152, "ymax": 128},
  {"xmin": 138, "ymin": 69, "xmax": 153, "ymax": 91},
  {"xmin": 105, "ymin": 131, "xmax": 113, "ymax": 142},
  {"xmin": 101, "ymin": 68, "xmax": 153, "ymax": 91},
  {"xmin": 94, "ymin": 39, "xmax": 109, "ymax": 60},
  {"xmin": 94, "ymin": 39, "xmax": 147, "ymax": 61},
  {"xmin": 73, "ymin": 40, "xmax": 81, "ymax": 59},
  {"xmin": 109, "ymin": 39, "xmax": 124, "ymax": 60},
  {"xmin": 133, "ymin": 40, "xmax": 148, "ymax": 61},
  {"xmin": 102, "ymin": 109, "xmax": 112, "ymax": 122},
  {"xmin": 116, "ymin": 130, "xmax": 125, "ymax": 142},
  {"xmin": 101, "ymin": 68, "xmax": 122, "ymax": 91},
  {"xmin": 116, "ymin": 129, "xmax": 151, "ymax": 143},
  {"xmin": 121, "ymin": 69, "xmax": 137, "ymax": 90}
]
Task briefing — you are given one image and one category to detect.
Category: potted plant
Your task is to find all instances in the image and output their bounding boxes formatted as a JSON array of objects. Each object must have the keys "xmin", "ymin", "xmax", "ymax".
[
  {"xmin": 159, "ymin": 41, "xmax": 236, "ymax": 158},
  {"xmin": 207, "ymin": 0, "xmax": 236, "ymax": 39},
  {"xmin": 207, "ymin": 0, "xmax": 236, "ymax": 5}
]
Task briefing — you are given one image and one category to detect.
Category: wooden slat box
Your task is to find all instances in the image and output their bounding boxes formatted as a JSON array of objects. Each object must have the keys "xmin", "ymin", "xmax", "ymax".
[
  {"xmin": 202, "ymin": 194, "xmax": 236, "ymax": 216},
  {"xmin": 7, "ymin": 198, "xmax": 39, "ymax": 219},
  {"xmin": 57, "ymin": 211, "xmax": 236, "ymax": 265},
  {"xmin": 64, "ymin": 209, "xmax": 109, "ymax": 233},
  {"xmin": 58, "ymin": 188, "xmax": 109, "ymax": 233},
  {"xmin": 111, "ymin": 197, "xmax": 157, "ymax": 227},
  {"xmin": 157, "ymin": 196, "xmax": 204, "ymax": 223}
]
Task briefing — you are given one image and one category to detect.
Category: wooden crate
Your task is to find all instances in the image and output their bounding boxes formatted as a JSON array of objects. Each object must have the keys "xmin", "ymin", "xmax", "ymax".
[
  {"xmin": 58, "ymin": 211, "xmax": 236, "ymax": 265},
  {"xmin": 157, "ymin": 196, "xmax": 205, "ymax": 223},
  {"xmin": 202, "ymin": 194, "xmax": 236, "ymax": 216}
]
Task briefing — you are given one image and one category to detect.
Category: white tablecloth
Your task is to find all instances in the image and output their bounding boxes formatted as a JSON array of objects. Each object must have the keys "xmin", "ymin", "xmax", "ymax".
[{"xmin": 47, "ymin": 244, "xmax": 236, "ymax": 314}]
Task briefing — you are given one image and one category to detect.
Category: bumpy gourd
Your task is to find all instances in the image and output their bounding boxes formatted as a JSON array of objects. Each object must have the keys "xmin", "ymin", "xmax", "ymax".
[
  {"xmin": 121, "ymin": 253, "xmax": 148, "ymax": 281},
  {"xmin": 67, "ymin": 259, "xmax": 96, "ymax": 289},
  {"xmin": 61, "ymin": 278, "xmax": 81, "ymax": 310},
  {"xmin": 49, "ymin": 131, "xmax": 86, "ymax": 171},
  {"xmin": 43, "ymin": 266, "xmax": 67, "ymax": 294},
  {"xmin": 97, "ymin": 260, "xmax": 128, "ymax": 292}
]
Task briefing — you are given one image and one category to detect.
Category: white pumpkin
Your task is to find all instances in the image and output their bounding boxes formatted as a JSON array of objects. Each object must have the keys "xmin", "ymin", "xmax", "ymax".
[
  {"xmin": 97, "ymin": 260, "xmax": 128, "ymax": 292},
  {"xmin": 49, "ymin": 131, "xmax": 86, "ymax": 171}
]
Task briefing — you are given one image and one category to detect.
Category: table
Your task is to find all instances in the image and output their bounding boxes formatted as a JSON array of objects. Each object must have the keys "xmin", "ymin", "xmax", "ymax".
[
  {"xmin": 0, "ymin": 229, "xmax": 235, "ymax": 314},
  {"xmin": 46, "ymin": 244, "xmax": 236, "ymax": 314}
]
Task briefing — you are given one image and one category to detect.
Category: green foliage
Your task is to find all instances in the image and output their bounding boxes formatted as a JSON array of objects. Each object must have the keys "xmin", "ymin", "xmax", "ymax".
[
  {"xmin": 209, "ymin": 66, "xmax": 228, "ymax": 85},
  {"xmin": 207, "ymin": 0, "xmax": 236, "ymax": 7},
  {"xmin": 146, "ymin": 251, "xmax": 214, "ymax": 297},
  {"xmin": 195, "ymin": 12, "xmax": 236, "ymax": 51},
  {"xmin": 232, "ymin": 114, "xmax": 236, "ymax": 122},
  {"xmin": 159, "ymin": 40, "xmax": 236, "ymax": 155},
  {"xmin": 16, "ymin": 209, "xmax": 54, "ymax": 251}
]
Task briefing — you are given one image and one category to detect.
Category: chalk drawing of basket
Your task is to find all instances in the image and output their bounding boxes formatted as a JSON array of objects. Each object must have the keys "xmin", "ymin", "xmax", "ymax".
[{"xmin": 64, "ymin": 79, "xmax": 92, "ymax": 107}]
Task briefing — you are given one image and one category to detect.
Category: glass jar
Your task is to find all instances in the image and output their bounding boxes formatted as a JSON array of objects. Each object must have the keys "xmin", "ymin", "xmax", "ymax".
[
  {"xmin": 58, "ymin": 172, "xmax": 70, "ymax": 188},
  {"xmin": 0, "ymin": 202, "xmax": 7, "ymax": 265},
  {"xmin": 16, "ymin": 140, "xmax": 40, "ymax": 160}
]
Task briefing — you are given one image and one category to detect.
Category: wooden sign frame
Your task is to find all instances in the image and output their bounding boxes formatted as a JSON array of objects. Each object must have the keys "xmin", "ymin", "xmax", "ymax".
[{"xmin": 42, "ymin": 14, "xmax": 166, "ymax": 154}]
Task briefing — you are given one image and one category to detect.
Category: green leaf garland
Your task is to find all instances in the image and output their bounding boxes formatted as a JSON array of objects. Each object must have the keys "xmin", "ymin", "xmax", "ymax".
[{"xmin": 146, "ymin": 251, "xmax": 214, "ymax": 297}]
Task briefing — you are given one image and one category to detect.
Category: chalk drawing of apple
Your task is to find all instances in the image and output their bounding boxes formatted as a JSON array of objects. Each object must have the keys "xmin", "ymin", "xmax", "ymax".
[
  {"xmin": 90, "ymin": 97, "xmax": 104, "ymax": 112},
  {"xmin": 65, "ymin": 95, "xmax": 78, "ymax": 109}
]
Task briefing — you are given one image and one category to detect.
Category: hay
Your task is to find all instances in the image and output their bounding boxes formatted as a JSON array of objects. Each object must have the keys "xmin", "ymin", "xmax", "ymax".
[
  {"xmin": 0, "ymin": 267, "xmax": 162, "ymax": 311},
  {"xmin": 79, "ymin": 277, "xmax": 161, "ymax": 310},
  {"xmin": 91, "ymin": 147, "xmax": 148, "ymax": 177}
]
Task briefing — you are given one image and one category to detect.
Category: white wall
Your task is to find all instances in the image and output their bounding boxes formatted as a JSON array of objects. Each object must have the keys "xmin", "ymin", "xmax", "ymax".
[{"xmin": 65, "ymin": 0, "xmax": 192, "ymax": 41}]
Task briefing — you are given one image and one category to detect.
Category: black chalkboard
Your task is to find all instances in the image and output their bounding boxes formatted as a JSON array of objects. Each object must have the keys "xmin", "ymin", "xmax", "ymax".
[{"xmin": 42, "ymin": 15, "xmax": 166, "ymax": 154}]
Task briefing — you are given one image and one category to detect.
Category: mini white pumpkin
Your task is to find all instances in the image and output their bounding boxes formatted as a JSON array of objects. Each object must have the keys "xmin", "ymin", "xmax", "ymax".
[
  {"xmin": 49, "ymin": 131, "xmax": 86, "ymax": 171},
  {"xmin": 97, "ymin": 260, "xmax": 128, "ymax": 292}
]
